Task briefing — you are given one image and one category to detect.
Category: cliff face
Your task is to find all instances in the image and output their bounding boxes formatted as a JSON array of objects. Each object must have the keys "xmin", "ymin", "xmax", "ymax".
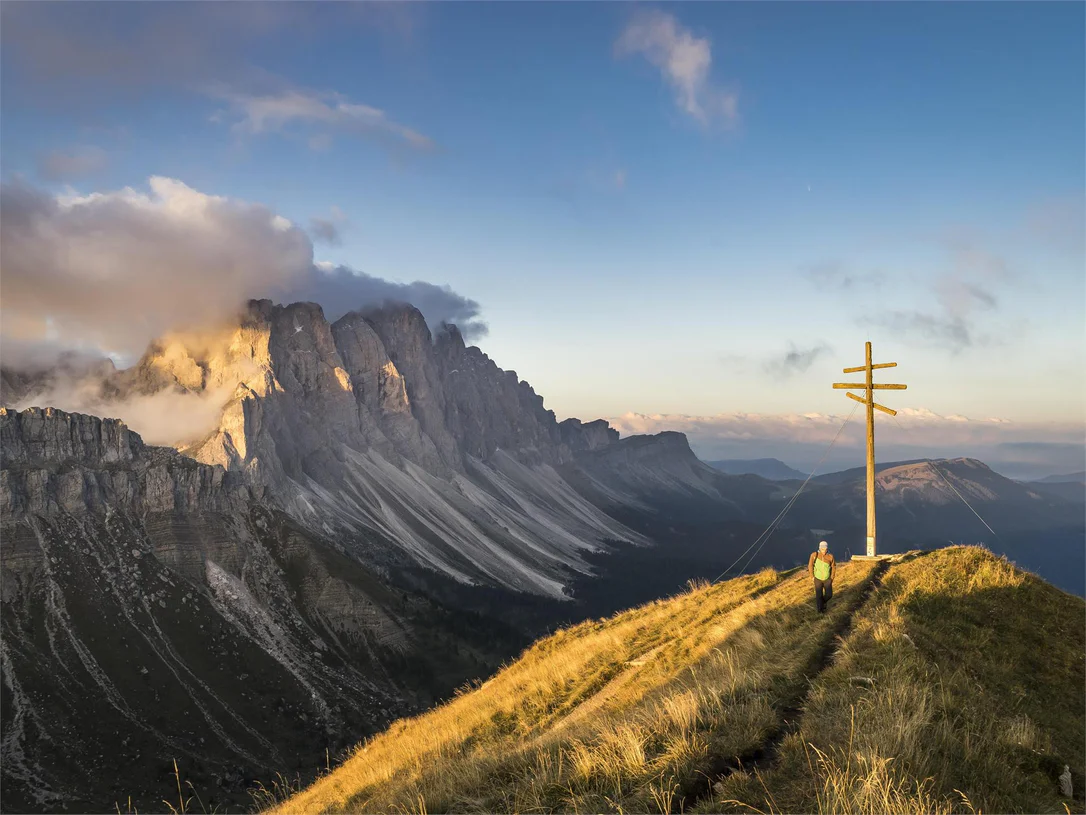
[
  {"xmin": 0, "ymin": 407, "xmax": 522, "ymax": 813},
  {"xmin": 1, "ymin": 407, "xmax": 250, "ymax": 516},
  {"xmin": 107, "ymin": 300, "xmax": 636, "ymax": 597}
]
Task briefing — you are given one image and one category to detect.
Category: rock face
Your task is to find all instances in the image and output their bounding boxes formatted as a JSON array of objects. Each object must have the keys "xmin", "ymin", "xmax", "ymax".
[
  {"xmin": 1, "ymin": 407, "xmax": 250, "ymax": 516},
  {"xmin": 95, "ymin": 300, "xmax": 640, "ymax": 597},
  {"xmin": 0, "ymin": 407, "xmax": 522, "ymax": 813}
]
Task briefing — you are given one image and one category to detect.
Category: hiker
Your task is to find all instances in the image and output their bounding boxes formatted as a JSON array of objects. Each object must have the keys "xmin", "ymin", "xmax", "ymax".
[{"xmin": 808, "ymin": 540, "xmax": 836, "ymax": 614}]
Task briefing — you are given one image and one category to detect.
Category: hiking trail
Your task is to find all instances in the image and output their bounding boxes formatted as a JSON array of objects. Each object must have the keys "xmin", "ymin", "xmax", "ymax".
[{"xmin": 679, "ymin": 556, "xmax": 902, "ymax": 812}]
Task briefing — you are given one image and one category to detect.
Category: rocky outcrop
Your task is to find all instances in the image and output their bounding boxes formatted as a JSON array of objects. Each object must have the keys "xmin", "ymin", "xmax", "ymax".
[
  {"xmin": 0, "ymin": 407, "xmax": 523, "ymax": 813},
  {"xmin": 0, "ymin": 407, "xmax": 251, "ymax": 517},
  {"xmin": 560, "ymin": 418, "xmax": 620, "ymax": 453},
  {"xmin": 434, "ymin": 323, "xmax": 571, "ymax": 465}
]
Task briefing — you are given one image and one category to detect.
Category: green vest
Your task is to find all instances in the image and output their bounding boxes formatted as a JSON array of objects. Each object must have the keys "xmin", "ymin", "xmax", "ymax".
[{"xmin": 814, "ymin": 556, "xmax": 831, "ymax": 581}]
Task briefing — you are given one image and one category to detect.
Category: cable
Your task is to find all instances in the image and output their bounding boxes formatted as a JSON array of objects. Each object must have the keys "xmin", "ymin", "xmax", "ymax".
[
  {"xmin": 925, "ymin": 459, "xmax": 1000, "ymax": 539},
  {"xmin": 712, "ymin": 401, "xmax": 861, "ymax": 583},
  {"xmin": 889, "ymin": 413, "xmax": 1001, "ymax": 541}
]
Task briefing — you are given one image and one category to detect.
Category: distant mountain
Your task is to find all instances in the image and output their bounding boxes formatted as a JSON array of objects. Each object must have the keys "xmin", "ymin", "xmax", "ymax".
[
  {"xmin": 705, "ymin": 457, "xmax": 807, "ymax": 480},
  {"xmin": 812, "ymin": 458, "xmax": 929, "ymax": 485},
  {"xmin": 1035, "ymin": 471, "xmax": 1086, "ymax": 483},
  {"xmin": 796, "ymin": 457, "xmax": 1082, "ymax": 537},
  {"xmin": 1027, "ymin": 471, "xmax": 1085, "ymax": 504}
]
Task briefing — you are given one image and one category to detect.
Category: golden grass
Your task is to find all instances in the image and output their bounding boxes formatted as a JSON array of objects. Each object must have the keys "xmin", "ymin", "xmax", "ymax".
[
  {"xmin": 277, "ymin": 546, "xmax": 1084, "ymax": 815},
  {"xmin": 701, "ymin": 546, "xmax": 1086, "ymax": 815},
  {"xmin": 276, "ymin": 562, "xmax": 879, "ymax": 814}
]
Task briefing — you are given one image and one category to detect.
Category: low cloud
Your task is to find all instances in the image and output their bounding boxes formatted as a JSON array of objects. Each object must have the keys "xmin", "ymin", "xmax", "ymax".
[
  {"xmin": 0, "ymin": 177, "xmax": 487, "ymax": 366},
  {"xmin": 607, "ymin": 409, "xmax": 1084, "ymax": 479},
  {"xmin": 6, "ymin": 372, "xmax": 237, "ymax": 447},
  {"xmin": 298, "ymin": 264, "xmax": 488, "ymax": 341},
  {"xmin": 309, "ymin": 206, "xmax": 347, "ymax": 245},
  {"xmin": 36, "ymin": 146, "xmax": 107, "ymax": 181},
  {"xmin": 615, "ymin": 10, "xmax": 737, "ymax": 127},
  {"xmin": 764, "ymin": 342, "xmax": 831, "ymax": 378},
  {"xmin": 0, "ymin": 177, "xmax": 312, "ymax": 360}
]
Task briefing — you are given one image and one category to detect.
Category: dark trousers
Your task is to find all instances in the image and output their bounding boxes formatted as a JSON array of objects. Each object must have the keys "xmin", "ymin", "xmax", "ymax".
[{"xmin": 814, "ymin": 578, "xmax": 833, "ymax": 613}]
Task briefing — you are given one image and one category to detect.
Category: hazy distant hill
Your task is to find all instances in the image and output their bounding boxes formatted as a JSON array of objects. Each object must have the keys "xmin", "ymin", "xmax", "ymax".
[
  {"xmin": 1036, "ymin": 471, "xmax": 1086, "ymax": 483},
  {"xmin": 1028, "ymin": 472, "xmax": 1086, "ymax": 504},
  {"xmin": 706, "ymin": 457, "xmax": 807, "ymax": 480}
]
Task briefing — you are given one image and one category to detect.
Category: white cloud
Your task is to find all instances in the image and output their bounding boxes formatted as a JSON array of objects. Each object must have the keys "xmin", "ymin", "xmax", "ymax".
[
  {"xmin": 615, "ymin": 10, "xmax": 738, "ymax": 127},
  {"xmin": 1, "ymin": 177, "xmax": 487, "ymax": 366},
  {"xmin": 0, "ymin": 177, "xmax": 312, "ymax": 359},
  {"xmin": 214, "ymin": 87, "xmax": 434, "ymax": 152}
]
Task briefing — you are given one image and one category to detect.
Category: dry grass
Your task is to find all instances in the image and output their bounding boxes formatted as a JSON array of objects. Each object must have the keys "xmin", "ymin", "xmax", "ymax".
[
  {"xmin": 701, "ymin": 546, "xmax": 1086, "ymax": 815},
  {"xmin": 275, "ymin": 562, "xmax": 879, "ymax": 814},
  {"xmin": 276, "ymin": 546, "xmax": 1084, "ymax": 815}
]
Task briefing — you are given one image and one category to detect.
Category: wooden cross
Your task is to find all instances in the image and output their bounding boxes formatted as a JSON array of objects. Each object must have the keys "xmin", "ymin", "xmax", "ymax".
[{"xmin": 832, "ymin": 341, "xmax": 907, "ymax": 558}]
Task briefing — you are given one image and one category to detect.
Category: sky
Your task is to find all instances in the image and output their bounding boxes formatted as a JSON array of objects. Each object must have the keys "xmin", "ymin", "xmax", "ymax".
[{"xmin": 1, "ymin": 2, "xmax": 1083, "ymax": 478}]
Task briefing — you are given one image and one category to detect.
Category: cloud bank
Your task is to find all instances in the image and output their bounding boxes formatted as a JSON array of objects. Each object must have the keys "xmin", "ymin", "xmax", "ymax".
[
  {"xmin": 0, "ymin": 177, "xmax": 487, "ymax": 366},
  {"xmin": 607, "ymin": 409, "xmax": 1084, "ymax": 480}
]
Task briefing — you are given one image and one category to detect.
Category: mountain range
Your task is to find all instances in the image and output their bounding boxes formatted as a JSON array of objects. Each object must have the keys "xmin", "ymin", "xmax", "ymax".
[
  {"xmin": 705, "ymin": 458, "xmax": 807, "ymax": 480},
  {"xmin": 2, "ymin": 299, "xmax": 1083, "ymax": 811}
]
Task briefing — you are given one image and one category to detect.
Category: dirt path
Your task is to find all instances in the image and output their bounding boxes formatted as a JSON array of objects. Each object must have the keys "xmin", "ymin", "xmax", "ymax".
[{"xmin": 677, "ymin": 558, "xmax": 893, "ymax": 812}]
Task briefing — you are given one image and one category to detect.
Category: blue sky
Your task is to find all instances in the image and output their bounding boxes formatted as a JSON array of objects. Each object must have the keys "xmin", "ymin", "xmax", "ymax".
[{"xmin": 1, "ymin": 2, "xmax": 1082, "ymax": 472}]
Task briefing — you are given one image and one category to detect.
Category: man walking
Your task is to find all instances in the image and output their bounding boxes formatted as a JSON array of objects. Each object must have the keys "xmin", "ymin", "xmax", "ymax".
[{"xmin": 808, "ymin": 540, "xmax": 836, "ymax": 614}]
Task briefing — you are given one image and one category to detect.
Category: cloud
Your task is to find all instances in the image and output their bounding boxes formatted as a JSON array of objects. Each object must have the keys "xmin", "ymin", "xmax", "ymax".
[
  {"xmin": 606, "ymin": 409, "xmax": 1084, "ymax": 478},
  {"xmin": 764, "ymin": 342, "xmax": 832, "ymax": 378},
  {"xmin": 805, "ymin": 262, "xmax": 885, "ymax": 291},
  {"xmin": 309, "ymin": 206, "xmax": 347, "ymax": 246},
  {"xmin": 36, "ymin": 146, "xmax": 107, "ymax": 181},
  {"xmin": 615, "ymin": 10, "xmax": 738, "ymax": 127},
  {"xmin": 1, "ymin": 3, "xmax": 416, "ymax": 102},
  {"xmin": 293, "ymin": 265, "xmax": 488, "ymax": 341},
  {"xmin": 213, "ymin": 87, "xmax": 435, "ymax": 153},
  {"xmin": 0, "ymin": 177, "xmax": 312, "ymax": 359},
  {"xmin": 0, "ymin": 177, "xmax": 486, "ymax": 363},
  {"xmin": 2, "ymin": 4, "xmax": 430, "ymax": 156},
  {"xmin": 4, "ymin": 369, "xmax": 237, "ymax": 447},
  {"xmin": 859, "ymin": 236, "xmax": 1015, "ymax": 352}
]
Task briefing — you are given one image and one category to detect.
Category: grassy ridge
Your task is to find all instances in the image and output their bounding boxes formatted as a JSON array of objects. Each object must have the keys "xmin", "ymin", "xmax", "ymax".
[
  {"xmin": 276, "ymin": 547, "xmax": 1084, "ymax": 814},
  {"xmin": 276, "ymin": 561, "xmax": 879, "ymax": 813},
  {"xmin": 702, "ymin": 547, "xmax": 1086, "ymax": 814}
]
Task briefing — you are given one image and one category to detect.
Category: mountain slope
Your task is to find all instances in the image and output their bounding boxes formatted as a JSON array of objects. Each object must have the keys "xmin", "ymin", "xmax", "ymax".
[
  {"xmin": 1036, "ymin": 471, "xmax": 1086, "ymax": 484},
  {"xmin": 0, "ymin": 408, "xmax": 534, "ymax": 813},
  {"xmin": 790, "ymin": 457, "xmax": 1083, "ymax": 539},
  {"xmin": 276, "ymin": 547, "xmax": 1084, "ymax": 815},
  {"xmin": 706, "ymin": 458, "xmax": 807, "ymax": 480},
  {"xmin": 6, "ymin": 301, "xmax": 648, "ymax": 598}
]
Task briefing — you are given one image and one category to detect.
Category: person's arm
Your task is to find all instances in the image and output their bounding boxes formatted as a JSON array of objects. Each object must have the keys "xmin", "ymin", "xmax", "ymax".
[
  {"xmin": 808, "ymin": 552, "xmax": 816, "ymax": 577},
  {"xmin": 830, "ymin": 555, "xmax": 837, "ymax": 581}
]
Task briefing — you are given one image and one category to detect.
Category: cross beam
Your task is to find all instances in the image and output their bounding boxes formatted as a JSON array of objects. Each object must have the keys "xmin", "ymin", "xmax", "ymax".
[{"xmin": 833, "ymin": 341, "xmax": 907, "ymax": 557}]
